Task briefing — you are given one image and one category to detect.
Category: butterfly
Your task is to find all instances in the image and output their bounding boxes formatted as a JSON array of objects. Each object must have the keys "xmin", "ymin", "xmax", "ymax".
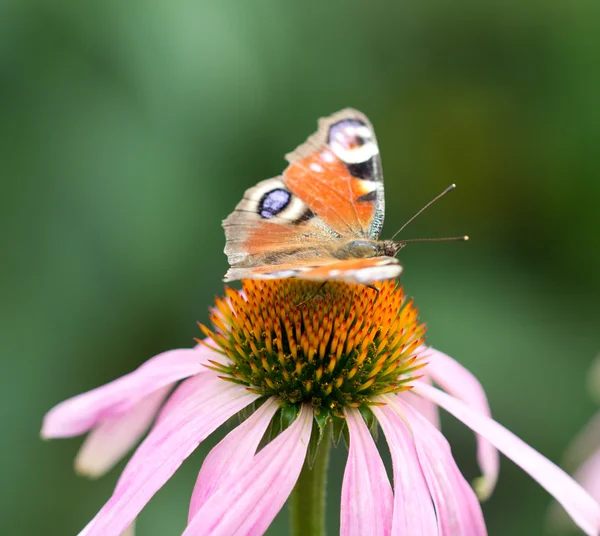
[{"xmin": 223, "ymin": 108, "xmax": 463, "ymax": 284}]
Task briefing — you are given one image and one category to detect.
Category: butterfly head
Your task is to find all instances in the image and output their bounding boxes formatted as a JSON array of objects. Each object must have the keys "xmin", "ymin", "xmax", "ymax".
[{"xmin": 380, "ymin": 240, "xmax": 407, "ymax": 258}]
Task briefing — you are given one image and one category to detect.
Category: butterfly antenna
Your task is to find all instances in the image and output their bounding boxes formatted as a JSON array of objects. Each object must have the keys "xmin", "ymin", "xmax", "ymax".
[
  {"xmin": 390, "ymin": 184, "xmax": 457, "ymax": 241},
  {"xmin": 398, "ymin": 235, "xmax": 469, "ymax": 244}
]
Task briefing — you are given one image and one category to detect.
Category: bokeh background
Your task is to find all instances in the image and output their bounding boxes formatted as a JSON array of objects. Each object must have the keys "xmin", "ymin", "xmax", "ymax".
[{"xmin": 2, "ymin": 1, "xmax": 599, "ymax": 534}]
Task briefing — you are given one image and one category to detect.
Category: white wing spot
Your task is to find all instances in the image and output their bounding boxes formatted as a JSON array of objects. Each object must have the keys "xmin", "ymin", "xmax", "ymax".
[
  {"xmin": 309, "ymin": 162, "xmax": 324, "ymax": 173},
  {"xmin": 330, "ymin": 141, "xmax": 378, "ymax": 164},
  {"xmin": 321, "ymin": 151, "xmax": 335, "ymax": 163}
]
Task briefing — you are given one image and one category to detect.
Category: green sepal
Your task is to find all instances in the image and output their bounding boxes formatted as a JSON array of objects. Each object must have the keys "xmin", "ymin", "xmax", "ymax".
[
  {"xmin": 332, "ymin": 415, "xmax": 346, "ymax": 447},
  {"xmin": 358, "ymin": 405, "xmax": 376, "ymax": 428},
  {"xmin": 306, "ymin": 419, "xmax": 332, "ymax": 469},
  {"xmin": 371, "ymin": 423, "xmax": 378, "ymax": 442},
  {"xmin": 342, "ymin": 420, "xmax": 350, "ymax": 448},
  {"xmin": 238, "ymin": 399, "xmax": 261, "ymax": 423},
  {"xmin": 306, "ymin": 421, "xmax": 321, "ymax": 468},
  {"xmin": 313, "ymin": 408, "xmax": 331, "ymax": 434},
  {"xmin": 281, "ymin": 404, "xmax": 299, "ymax": 430},
  {"xmin": 306, "ymin": 409, "xmax": 332, "ymax": 468},
  {"xmin": 264, "ymin": 407, "xmax": 283, "ymax": 445}
]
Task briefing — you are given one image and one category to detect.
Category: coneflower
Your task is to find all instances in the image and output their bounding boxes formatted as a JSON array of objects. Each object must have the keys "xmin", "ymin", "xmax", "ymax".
[{"xmin": 42, "ymin": 281, "xmax": 600, "ymax": 535}]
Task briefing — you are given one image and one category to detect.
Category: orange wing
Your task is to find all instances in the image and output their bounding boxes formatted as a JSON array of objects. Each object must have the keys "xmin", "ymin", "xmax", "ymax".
[
  {"xmin": 283, "ymin": 108, "xmax": 385, "ymax": 240},
  {"xmin": 223, "ymin": 177, "xmax": 343, "ymax": 281}
]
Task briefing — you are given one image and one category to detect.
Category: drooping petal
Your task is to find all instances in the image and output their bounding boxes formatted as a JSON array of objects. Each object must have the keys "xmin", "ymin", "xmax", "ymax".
[
  {"xmin": 422, "ymin": 347, "xmax": 499, "ymax": 500},
  {"xmin": 379, "ymin": 394, "xmax": 487, "ymax": 535},
  {"xmin": 568, "ymin": 450, "xmax": 600, "ymax": 532},
  {"xmin": 414, "ymin": 382, "xmax": 600, "ymax": 536},
  {"xmin": 182, "ymin": 403, "xmax": 313, "ymax": 536},
  {"xmin": 42, "ymin": 346, "xmax": 217, "ymax": 438},
  {"xmin": 188, "ymin": 396, "xmax": 280, "ymax": 521},
  {"xmin": 574, "ymin": 448, "xmax": 600, "ymax": 506},
  {"xmin": 371, "ymin": 404, "xmax": 437, "ymax": 535},
  {"xmin": 75, "ymin": 386, "xmax": 172, "ymax": 478},
  {"xmin": 549, "ymin": 446, "xmax": 600, "ymax": 534},
  {"xmin": 341, "ymin": 408, "xmax": 393, "ymax": 536},
  {"xmin": 400, "ymin": 375, "xmax": 440, "ymax": 429},
  {"xmin": 564, "ymin": 411, "xmax": 600, "ymax": 471},
  {"xmin": 153, "ymin": 368, "xmax": 220, "ymax": 425},
  {"xmin": 80, "ymin": 375, "xmax": 258, "ymax": 536}
]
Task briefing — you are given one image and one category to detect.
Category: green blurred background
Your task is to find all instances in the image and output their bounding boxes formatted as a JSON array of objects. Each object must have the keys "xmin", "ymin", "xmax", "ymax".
[{"xmin": 2, "ymin": 0, "xmax": 599, "ymax": 534}]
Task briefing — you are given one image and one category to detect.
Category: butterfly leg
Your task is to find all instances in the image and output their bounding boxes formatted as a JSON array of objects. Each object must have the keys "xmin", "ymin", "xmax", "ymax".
[
  {"xmin": 297, "ymin": 281, "xmax": 328, "ymax": 307},
  {"xmin": 362, "ymin": 283, "xmax": 380, "ymax": 301}
]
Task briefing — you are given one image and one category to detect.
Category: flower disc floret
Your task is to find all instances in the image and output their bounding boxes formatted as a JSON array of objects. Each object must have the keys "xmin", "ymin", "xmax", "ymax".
[{"xmin": 200, "ymin": 280, "xmax": 426, "ymax": 417}]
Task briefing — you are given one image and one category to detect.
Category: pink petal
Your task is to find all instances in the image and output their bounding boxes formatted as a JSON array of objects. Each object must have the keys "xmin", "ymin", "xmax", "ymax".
[
  {"xmin": 42, "ymin": 346, "xmax": 216, "ymax": 438},
  {"xmin": 371, "ymin": 404, "xmax": 437, "ymax": 535},
  {"xmin": 75, "ymin": 385, "xmax": 172, "ymax": 478},
  {"xmin": 380, "ymin": 394, "xmax": 486, "ymax": 535},
  {"xmin": 549, "ymin": 445, "xmax": 600, "ymax": 534},
  {"xmin": 422, "ymin": 347, "xmax": 499, "ymax": 500},
  {"xmin": 414, "ymin": 382, "xmax": 600, "ymax": 536},
  {"xmin": 153, "ymin": 368, "xmax": 217, "ymax": 425},
  {"xmin": 341, "ymin": 408, "xmax": 393, "ymax": 536},
  {"xmin": 400, "ymin": 375, "xmax": 440, "ymax": 429},
  {"xmin": 182, "ymin": 403, "xmax": 313, "ymax": 536},
  {"xmin": 188, "ymin": 396, "xmax": 280, "ymax": 521},
  {"xmin": 80, "ymin": 375, "xmax": 258, "ymax": 536},
  {"xmin": 574, "ymin": 447, "xmax": 600, "ymax": 506},
  {"xmin": 564, "ymin": 411, "xmax": 600, "ymax": 471}
]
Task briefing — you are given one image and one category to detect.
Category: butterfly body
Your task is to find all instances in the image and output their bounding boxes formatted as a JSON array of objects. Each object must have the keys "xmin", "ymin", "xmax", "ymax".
[{"xmin": 223, "ymin": 109, "xmax": 404, "ymax": 284}]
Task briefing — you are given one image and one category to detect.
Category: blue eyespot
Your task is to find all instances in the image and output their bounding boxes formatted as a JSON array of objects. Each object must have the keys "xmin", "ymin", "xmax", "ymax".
[
  {"xmin": 328, "ymin": 119, "xmax": 368, "ymax": 146},
  {"xmin": 258, "ymin": 188, "xmax": 291, "ymax": 219}
]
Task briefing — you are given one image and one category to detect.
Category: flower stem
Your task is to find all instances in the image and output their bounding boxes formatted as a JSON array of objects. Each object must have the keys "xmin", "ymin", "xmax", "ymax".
[{"xmin": 289, "ymin": 426, "xmax": 332, "ymax": 536}]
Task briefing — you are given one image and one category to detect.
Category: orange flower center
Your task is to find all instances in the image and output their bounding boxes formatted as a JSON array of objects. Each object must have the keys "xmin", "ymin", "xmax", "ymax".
[{"xmin": 200, "ymin": 279, "xmax": 426, "ymax": 418}]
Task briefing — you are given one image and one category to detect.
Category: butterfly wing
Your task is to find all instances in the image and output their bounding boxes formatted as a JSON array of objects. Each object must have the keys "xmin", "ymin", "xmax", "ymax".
[
  {"xmin": 284, "ymin": 257, "xmax": 401, "ymax": 283},
  {"xmin": 223, "ymin": 177, "xmax": 343, "ymax": 281},
  {"xmin": 225, "ymin": 257, "xmax": 402, "ymax": 283},
  {"xmin": 223, "ymin": 109, "xmax": 395, "ymax": 283},
  {"xmin": 282, "ymin": 108, "xmax": 385, "ymax": 240}
]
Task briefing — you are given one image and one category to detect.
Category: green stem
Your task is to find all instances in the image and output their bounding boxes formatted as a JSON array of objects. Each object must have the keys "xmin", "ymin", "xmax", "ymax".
[{"xmin": 289, "ymin": 426, "xmax": 332, "ymax": 536}]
